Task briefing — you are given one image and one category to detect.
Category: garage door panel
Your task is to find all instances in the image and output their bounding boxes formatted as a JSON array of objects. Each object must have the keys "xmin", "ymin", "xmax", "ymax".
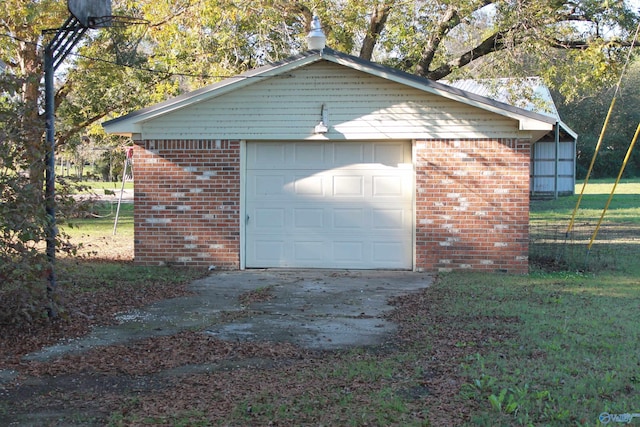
[
  {"xmin": 293, "ymin": 241, "xmax": 325, "ymax": 261},
  {"xmin": 372, "ymin": 209, "xmax": 406, "ymax": 229},
  {"xmin": 253, "ymin": 240, "xmax": 285, "ymax": 262},
  {"xmin": 293, "ymin": 208, "xmax": 324, "ymax": 229},
  {"xmin": 246, "ymin": 141, "xmax": 413, "ymax": 269},
  {"xmin": 254, "ymin": 208, "xmax": 285, "ymax": 228},
  {"xmin": 294, "ymin": 143, "xmax": 325, "ymax": 164},
  {"xmin": 373, "ymin": 241, "xmax": 408, "ymax": 262},
  {"xmin": 248, "ymin": 141, "xmax": 412, "ymax": 169},
  {"xmin": 333, "ymin": 241, "xmax": 364, "ymax": 261},
  {"xmin": 332, "ymin": 175, "xmax": 364, "ymax": 196},
  {"xmin": 334, "ymin": 144, "xmax": 365, "ymax": 164},
  {"xmin": 373, "ymin": 143, "xmax": 406, "ymax": 164},
  {"xmin": 333, "ymin": 208, "xmax": 365, "ymax": 229},
  {"xmin": 372, "ymin": 175, "xmax": 404, "ymax": 197},
  {"xmin": 293, "ymin": 175, "xmax": 324, "ymax": 196},
  {"xmin": 254, "ymin": 143, "xmax": 286, "ymax": 166},
  {"xmin": 255, "ymin": 175, "xmax": 287, "ymax": 196}
]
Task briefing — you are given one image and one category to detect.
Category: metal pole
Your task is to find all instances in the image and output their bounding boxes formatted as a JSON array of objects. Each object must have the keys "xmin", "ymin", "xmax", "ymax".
[
  {"xmin": 554, "ymin": 123, "xmax": 559, "ymax": 200},
  {"xmin": 44, "ymin": 43, "xmax": 58, "ymax": 303},
  {"xmin": 113, "ymin": 157, "xmax": 129, "ymax": 235},
  {"xmin": 42, "ymin": 18, "xmax": 86, "ymax": 315}
]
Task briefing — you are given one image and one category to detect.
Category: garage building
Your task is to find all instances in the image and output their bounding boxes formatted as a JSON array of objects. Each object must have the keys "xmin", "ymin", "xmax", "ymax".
[{"xmin": 103, "ymin": 46, "xmax": 558, "ymax": 273}]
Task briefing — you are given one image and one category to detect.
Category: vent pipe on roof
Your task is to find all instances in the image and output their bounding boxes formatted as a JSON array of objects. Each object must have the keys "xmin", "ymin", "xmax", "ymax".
[{"xmin": 307, "ymin": 16, "xmax": 326, "ymax": 50}]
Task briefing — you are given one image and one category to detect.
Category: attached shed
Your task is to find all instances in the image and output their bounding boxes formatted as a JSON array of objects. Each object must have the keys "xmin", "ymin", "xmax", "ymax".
[{"xmin": 103, "ymin": 48, "xmax": 558, "ymax": 274}]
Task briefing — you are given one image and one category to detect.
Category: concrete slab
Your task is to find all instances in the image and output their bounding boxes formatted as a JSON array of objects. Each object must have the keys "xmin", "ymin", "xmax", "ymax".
[{"xmin": 24, "ymin": 270, "xmax": 432, "ymax": 361}]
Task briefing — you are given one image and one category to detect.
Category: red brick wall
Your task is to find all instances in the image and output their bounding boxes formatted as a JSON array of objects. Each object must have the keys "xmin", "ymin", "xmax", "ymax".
[
  {"xmin": 414, "ymin": 139, "xmax": 531, "ymax": 274},
  {"xmin": 132, "ymin": 140, "xmax": 240, "ymax": 268},
  {"xmin": 133, "ymin": 138, "xmax": 530, "ymax": 273}
]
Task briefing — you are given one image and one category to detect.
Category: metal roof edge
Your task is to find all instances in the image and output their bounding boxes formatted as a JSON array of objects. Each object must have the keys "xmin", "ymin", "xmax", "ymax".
[{"xmin": 559, "ymin": 120, "xmax": 578, "ymax": 140}]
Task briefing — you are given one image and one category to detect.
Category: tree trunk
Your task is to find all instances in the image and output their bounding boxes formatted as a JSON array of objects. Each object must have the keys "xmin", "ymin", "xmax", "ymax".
[{"xmin": 18, "ymin": 39, "xmax": 47, "ymax": 195}]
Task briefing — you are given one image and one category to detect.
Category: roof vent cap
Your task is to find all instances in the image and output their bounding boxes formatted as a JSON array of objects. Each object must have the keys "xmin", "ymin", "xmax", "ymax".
[{"xmin": 307, "ymin": 16, "xmax": 326, "ymax": 50}]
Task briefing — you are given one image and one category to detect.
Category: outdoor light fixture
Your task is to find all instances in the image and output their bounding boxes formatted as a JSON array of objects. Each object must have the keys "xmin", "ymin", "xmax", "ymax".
[
  {"xmin": 315, "ymin": 104, "xmax": 329, "ymax": 134},
  {"xmin": 307, "ymin": 16, "xmax": 326, "ymax": 50}
]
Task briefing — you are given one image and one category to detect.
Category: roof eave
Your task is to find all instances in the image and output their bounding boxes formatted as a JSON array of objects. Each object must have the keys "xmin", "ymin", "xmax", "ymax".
[{"xmin": 559, "ymin": 120, "xmax": 578, "ymax": 140}]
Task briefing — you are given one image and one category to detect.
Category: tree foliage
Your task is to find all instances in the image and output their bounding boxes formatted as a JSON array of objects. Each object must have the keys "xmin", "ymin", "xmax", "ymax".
[
  {"xmin": 1, "ymin": 75, "xmax": 54, "ymax": 323},
  {"xmin": 559, "ymin": 59, "xmax": 640, "ymax": 179},
  {"xmin": 104, "ymin": 1, "xmax": 640, "ymax": 99}
]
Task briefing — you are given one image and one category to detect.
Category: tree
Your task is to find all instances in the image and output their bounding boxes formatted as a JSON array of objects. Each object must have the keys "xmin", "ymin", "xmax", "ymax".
[
  {"xmin": 1, "ymin": 1, "xmax": 67, "ymax": 190},
  {"xmin": 0, "ymin": 73, "xmax": 58, "ymax": 323},
  {"xmin": 3, "ymin": 0, "xmax": 639, "ymax": 181},
  {"xmin": 125, "ymin": 1, "xmax": 640, "ymax": 100},
  {"xmin": 559, "ymin": 58, "xmax": 640, "ymax": 178}
]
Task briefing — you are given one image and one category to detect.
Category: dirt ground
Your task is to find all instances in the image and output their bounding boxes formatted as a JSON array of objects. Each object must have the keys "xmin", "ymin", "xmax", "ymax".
[
  {"xmin": 0, "ymin": 282, "xmax": 484, "ymax": 426},
  {"xmin": 1, "ymin": 279, "xmax": 492, "ymax": 426}
]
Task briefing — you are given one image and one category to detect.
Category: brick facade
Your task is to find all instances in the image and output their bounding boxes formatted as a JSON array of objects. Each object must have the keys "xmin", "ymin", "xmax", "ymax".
[
  {"xmin": 133, "ymin": 138, "xmax": 530, "ymax": 273},
  {"xmin": 414, "ymin": 139, "xmax": 531, "ymax": 274},
  {"xmin": 133, "ymin": 140, "xmax": 241, "ymax": 268}
]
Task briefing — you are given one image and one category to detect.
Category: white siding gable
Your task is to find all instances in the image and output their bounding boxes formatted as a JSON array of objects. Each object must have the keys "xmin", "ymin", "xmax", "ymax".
[{"xmin": 138, "ymin": 62, "xmax": 527, "ymax": 141}]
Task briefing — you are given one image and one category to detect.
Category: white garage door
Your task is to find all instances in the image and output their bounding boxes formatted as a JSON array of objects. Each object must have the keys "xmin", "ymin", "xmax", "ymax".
[{"xmin": 245, "ymin": 141, "xmax": 413, "ymax": 269}]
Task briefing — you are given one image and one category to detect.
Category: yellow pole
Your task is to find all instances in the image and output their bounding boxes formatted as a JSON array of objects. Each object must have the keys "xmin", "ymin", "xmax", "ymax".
[
  {"xmin": 587, "ymin": 123, "xmax": 640, "ymax": 251},
  {"xmin": 566, "ymin": 97, "xmax": 616, "ymax": 236}
]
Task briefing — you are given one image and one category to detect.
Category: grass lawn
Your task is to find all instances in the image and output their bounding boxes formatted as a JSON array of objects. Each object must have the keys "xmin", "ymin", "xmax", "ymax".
[
  {"xmin": 530, "ymin": 180, "xmax": 640, "ymax": 223},
  {"xmin": 3, "ymin": 179, "xmax": 638, "ymax": 426},
  {"xmin": 62, "ymin": 202, "xmax": 134, "ymax": 260},
  {"xmin": 80, "ymin": 180, "xmax": 135, "ymax": 191},
  {"xmin": 455, "ymin": 179, "xmax": 640, "ymax": 425},
  {"xmin": 438, "ymin": 272, "xmax": 639, "ymax": 425}
]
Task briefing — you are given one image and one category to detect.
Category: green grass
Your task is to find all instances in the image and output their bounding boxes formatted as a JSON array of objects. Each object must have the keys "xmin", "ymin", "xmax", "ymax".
[
  {"xmin": 575, "ymin": 178, "xmax": 640, "ymax": 194},
  {"xmin": 450, "ymin": 271, "xmax": 640, "ymax": 426},
  {"xmin": 531, "ymin": 179, "xmax": 640, "ymax": 224},
  {"xmin": 57, "ymin": 259, "xmax": 202, "ymax": 291},
  {"xmin": 530, "ymin": 179, "xmax": 640, "ymax": 274},
  {"xmin": 79, "ymin": 181, "xmax": 134, "ymax": 191},
  {"xmin": 459, "ymin": 178, "xmax": 640, "ymax": 425},
  {"xmin": 214, "ymin": 351, "xmax": 427, "ymax": 427},
  {"xmin": 63, "ymin": 202, "xmax": 133, "ymax": 238},
  {"xmin": 55, "ymin": 175, "xmax": 134, "ymax": 193}
]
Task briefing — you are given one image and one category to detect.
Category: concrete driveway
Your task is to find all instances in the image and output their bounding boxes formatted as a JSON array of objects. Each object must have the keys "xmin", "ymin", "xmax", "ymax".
[{"xmin": 25, "ymin": 269, "xmax": 433, "ymax": 362}]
